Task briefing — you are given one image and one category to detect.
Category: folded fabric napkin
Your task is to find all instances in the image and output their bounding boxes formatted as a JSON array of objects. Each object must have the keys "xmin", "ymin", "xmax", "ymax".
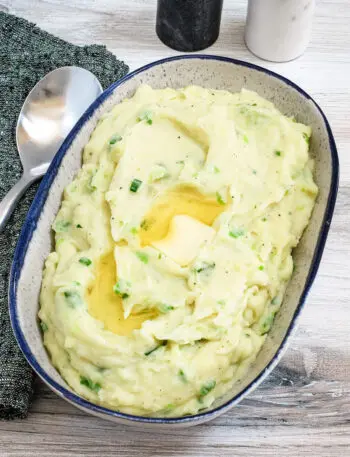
[{"xmin": 0, "ymin": 11, "xmax": 128, "ymax": 420}]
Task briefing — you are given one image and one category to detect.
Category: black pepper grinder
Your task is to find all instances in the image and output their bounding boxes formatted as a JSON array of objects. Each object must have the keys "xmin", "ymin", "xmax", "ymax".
[{"xmin": 156, "ymin": 0, "xmax": 224, "ymax": 52}]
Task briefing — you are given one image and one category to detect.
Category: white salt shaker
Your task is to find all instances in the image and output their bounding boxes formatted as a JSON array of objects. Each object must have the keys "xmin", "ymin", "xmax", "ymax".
[{"xmin": 245, "ymin": 0, "xmax": 315, "ymax": 62}]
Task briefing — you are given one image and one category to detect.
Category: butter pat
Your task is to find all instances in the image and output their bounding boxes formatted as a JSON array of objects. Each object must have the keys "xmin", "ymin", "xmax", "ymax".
[{"xmin": 151, "ymin": 215, "xmax": 215, "ymax": 267}]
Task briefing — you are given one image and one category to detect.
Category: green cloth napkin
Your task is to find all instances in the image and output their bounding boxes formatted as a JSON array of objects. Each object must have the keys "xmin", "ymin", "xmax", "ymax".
[{"xmin": 0, "ymin": 11, "xmax": 128, "ymax": 420}]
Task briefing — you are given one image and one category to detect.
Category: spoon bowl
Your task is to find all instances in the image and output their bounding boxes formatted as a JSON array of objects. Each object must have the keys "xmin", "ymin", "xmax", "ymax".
[{"xmin": 0, "ymin": 66, "xmax": 102, "ymax": 231}]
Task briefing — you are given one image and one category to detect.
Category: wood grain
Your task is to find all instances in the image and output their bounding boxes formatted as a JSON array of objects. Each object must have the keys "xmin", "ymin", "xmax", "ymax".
[{"xmin": 0, "ymin": 0, "xmax": 349, "ymax": 455}]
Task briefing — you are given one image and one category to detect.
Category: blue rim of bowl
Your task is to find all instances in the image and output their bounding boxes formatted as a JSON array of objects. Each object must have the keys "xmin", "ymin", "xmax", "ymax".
[{"xmin": 9, "ymin": 54, "xmax": 339, "ymax": 424}]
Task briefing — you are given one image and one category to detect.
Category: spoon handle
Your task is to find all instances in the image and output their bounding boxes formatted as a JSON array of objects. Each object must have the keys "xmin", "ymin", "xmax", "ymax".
[{"xmin": 0, "ymin": 173, "xmax": 36, "ymax": 232}]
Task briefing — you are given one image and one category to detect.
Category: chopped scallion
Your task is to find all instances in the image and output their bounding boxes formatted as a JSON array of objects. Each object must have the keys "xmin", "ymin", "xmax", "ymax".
[
  {"xmin": 54, "ymin": 220, "xmax": 71, "ymax": 233},
  {"xmin": 130, "ymin": 178, "xmax": 142, "ymax": 193},
  {"xmin": 144, "ymin": 340, "xmax": 167, "ymax": 356},
  {"xmin": 149, "ymin": 164, "xmax": 169, "ymax": 182},
  {"xmin": 159, "ymin": 304, "xmax": 174, "ymax": 314},
  {"xmin": 271, "ymin": 296, "xmax": 279, "ymax": 306},
  {"xmin": 199, "ymin": 380, "xmax": 216, "ymax": 400},
  {"xmin": 135, "ymin": 251, "xmax": 149, "ymax": 264},
  {"xmin": 229, "ymin": 228, "xmax": 245, "ymax": 239},
  {"xmin": 79, "ymin": 257, "xmax": 92, "ymax": 266},
  {"xmin": 87, "ymin": 175, "xmax": 97, "ymax": 192},
  {"xmin": 178, "ymin": 369, "xmax": 188, "ymax": 383},
  {"xmin": 113, "ymin": 279, "xmax": 131, "ymax": 299},
  {"xmin": 303, "ymin": 132, "xmax": 310, "ymax": 145},
  {"xmin": 80, "ymin": 376, "xmax": 101, "ymax": 393},
  {"xmin": 64, "ymin": 291, "xmax": 83, "ymax": 308},
  {"xmin": 261, "ymin": 313, "xmax": 276, "ymax": 335},
  {"xmin": 194, "ymin": 261, "xmax": 215, "ymax": 274},
  {"xmin": 40, "ymin": 321, "xmax": 48, "ymax": 332},
  {"xmin": 109, "ymin": 134, "xmax": 122, "ymax": 145},
  {"xmin": 138, "ymin": 110, "xmax": 153, "ymax": 125},
  {"xmin": 216, "ymin": 192, "xmax": 225, "ymax": 205}
]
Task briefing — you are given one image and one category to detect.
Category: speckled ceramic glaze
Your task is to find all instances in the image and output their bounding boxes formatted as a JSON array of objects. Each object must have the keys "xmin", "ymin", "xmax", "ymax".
[{"xmin": 9, "ymin": 55, "xmax": 338, "ymax": 427}]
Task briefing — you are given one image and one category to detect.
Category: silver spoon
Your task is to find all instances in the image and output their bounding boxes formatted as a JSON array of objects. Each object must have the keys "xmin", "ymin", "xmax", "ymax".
[{"xmin": 0, "ymin": 66, "xmax": 103, "ymax": 232}]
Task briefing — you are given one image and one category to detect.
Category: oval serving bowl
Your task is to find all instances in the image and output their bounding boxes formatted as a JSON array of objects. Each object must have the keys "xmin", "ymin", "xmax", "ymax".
[{"xmin": 9, "ymin": 55, "xmax": 338, "ymax": 427}]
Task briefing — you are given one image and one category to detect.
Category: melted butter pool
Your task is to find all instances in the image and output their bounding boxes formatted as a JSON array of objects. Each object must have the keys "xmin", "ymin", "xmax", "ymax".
[
  {"xmin": 87, "ymin": 186, "xmax": 225, "ymax": 333},
  {"xmin": 86, "ymin": 252, "xmax": 156, "ymax": 335},
  {"xmin": 140, "ymin": 185, "xmax": 226, "ymax": 246}
]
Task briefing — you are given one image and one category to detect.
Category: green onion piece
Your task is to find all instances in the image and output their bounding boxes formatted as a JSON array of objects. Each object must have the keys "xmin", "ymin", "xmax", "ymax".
[
  {"xmin": 130, "ymin": 178, "xmax": 142, "ymax": 193},
  {"xmin": 261, "ymin": 313, "xmax": 276, "ymax": 335},
  {"xmin": 80, "ymin": 376, "xmax": 101, "ymax": 393},
  {"xmin": 64, "ymin": 291, "xmax": 83, "ymax": 308},
  {"xmin": 76, "ymin": 224, "xmax": 83, "ymax": 229},
  {"xmin": 303, "ymin": 132, "xmax": 310, "ymax": 145},
  {"xmin": 275, "ymin": 150, "xmax": 282, "ymax": 156},
  {"xmin": 164, "ymin": 403, "xmax": 175, "ymax": 411},
  {"xmin": 144, "ymin": 345, "xmax": 161, "ymax": 356},
  {"xmin": 194, "ymin": 261, "xmax": 215, "ymax": 274},
  {"xmin": 199, "ymin": 380, "xmax": 216, "ymax": 399},
  {"xmin": 113, "ymin": 279, "xmax": 131, "ymax": 299},
  {"xmin": 229, "ymin": 228, "xmax": 245, "ymax": 239},
  {"xmin": 178, "ymin": 369, "xmax": 188, "ymax": 383},
  {"xmin": 135, "ymin": 251, "xmax": 149, "ymax": 264},
  {"xmin": 214, "ymin": 165, "xmax": 220, "ymax": 173},
  {"xmin": 258, "ymin": 265, "xmax": 264, "ymax": 271},
  {"xmin": 149, "ymin": 164, "xmax": 169, "ymax": 182},
  {"xmin": 109, "ymin": 134, "xmax": 122, "ymax": 145},
  {"xmin": 159, "ymin": 304, "xmax": 174, "ymax": 313},
  {"xmin": 40, "ymin": 321, "xmax": 48, "ymax": 332},
  {"xmin": 243, "ymin": 134, "xmax": 249, "ymax": 144},
  {"xmin": 130, "ymin": 227, "xmax": 138, "ymax": 235},
  {"xmin": 271, "ymin": 296, "xmax": 279, "ymax": 306},
  {"xmin": 79, "ymin": 257, "xmax": 92, "ymax": 266},
  {"xmin": 216, "ymin": 192, "xmax": 225, "ymax": 205},
  {"xmin": 138, "ymin": 110, "xmax": 153, "ymax": 125},
  {"xmin": 144, "ymin": 340, "xmax": 167, "ymax": 356},
  {"xmin": 54, "ymin": 220, "xmax": 71, "ymax": 233},
  {"xmin": 87, "ymin": 175, "xmax": 97, "ymax": 192}
]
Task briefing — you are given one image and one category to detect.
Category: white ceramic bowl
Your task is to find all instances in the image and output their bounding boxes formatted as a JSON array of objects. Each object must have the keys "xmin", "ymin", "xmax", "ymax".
[{"xmin": 9, "ymin": 55, "xmax": 339, "ymax": 427}]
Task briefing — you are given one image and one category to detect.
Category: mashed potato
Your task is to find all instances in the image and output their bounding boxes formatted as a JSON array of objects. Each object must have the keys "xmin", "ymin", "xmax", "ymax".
[{"xmin": 39, "ymin": 85, "xmax": 318, "ymax": 416}]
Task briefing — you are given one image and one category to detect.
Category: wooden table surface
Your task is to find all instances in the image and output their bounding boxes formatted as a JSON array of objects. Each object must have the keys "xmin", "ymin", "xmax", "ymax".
[{"xmin": 1, "ymin": 0, "xmax": 350, "ymax": 455}]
